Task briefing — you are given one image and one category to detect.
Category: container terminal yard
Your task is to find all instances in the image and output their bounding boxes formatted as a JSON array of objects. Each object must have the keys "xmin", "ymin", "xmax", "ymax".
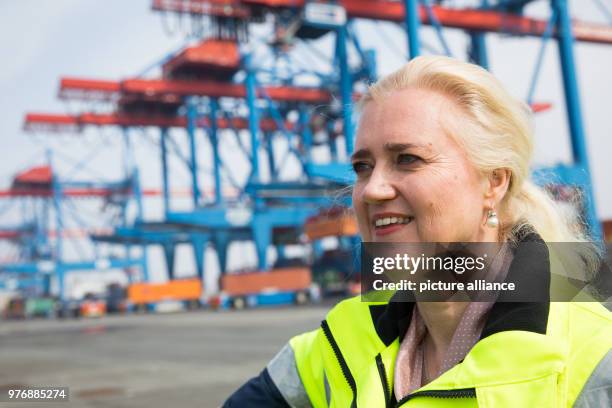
[
  {"xmin": 0, "ymin": 303, "xmax": 334, "ymax": 407},
  {"xmin": 1, "ymin": 0, "xmax": 612, "ymax": 407}
]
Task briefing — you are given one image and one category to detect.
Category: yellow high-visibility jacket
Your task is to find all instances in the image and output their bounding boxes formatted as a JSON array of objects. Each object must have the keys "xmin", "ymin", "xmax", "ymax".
[{"xmin": 225, "ymin": 232, "xmax": 612, "ymax": 407}]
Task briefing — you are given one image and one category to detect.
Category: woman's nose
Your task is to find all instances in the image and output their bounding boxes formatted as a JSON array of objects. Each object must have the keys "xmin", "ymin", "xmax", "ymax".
[{"xmin": 362, "ymin": 170, "xmax": 397, "ymax": 204}]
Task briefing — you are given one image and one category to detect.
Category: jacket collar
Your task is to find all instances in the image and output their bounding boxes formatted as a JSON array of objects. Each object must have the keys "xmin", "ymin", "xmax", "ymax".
[{"xmin": 369, "ymin": 227, "xmax": 551, "ymax": 346}]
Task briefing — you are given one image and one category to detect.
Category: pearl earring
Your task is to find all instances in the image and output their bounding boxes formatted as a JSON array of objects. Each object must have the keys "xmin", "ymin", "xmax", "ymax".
[{"xmin": 486, "ymin": 210, "xmax": 499, "ymax": 228}]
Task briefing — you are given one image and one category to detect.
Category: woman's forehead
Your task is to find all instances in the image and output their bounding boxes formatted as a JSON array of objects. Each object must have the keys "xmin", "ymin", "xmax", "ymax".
[{"xmin": 355, "ymin": 89, "xmax": 454, "ymax": 149}]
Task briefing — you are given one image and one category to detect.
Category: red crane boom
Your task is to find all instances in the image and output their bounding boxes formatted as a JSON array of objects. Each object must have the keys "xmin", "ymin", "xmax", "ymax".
[{"xmin": 23, "ymin": 113, "xmax": 294, "ymax": 132}]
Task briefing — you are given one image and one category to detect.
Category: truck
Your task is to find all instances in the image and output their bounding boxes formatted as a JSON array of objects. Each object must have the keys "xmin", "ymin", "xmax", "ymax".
[{"xmin": 304, "ymin": 208, "xmax": 361, "ymax": 296}]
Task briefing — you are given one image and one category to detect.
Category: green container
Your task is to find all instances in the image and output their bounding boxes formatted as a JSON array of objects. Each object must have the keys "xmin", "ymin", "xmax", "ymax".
[{"xmin": 25, "ymin": 298, "xmax": 56, "ymax": 318}]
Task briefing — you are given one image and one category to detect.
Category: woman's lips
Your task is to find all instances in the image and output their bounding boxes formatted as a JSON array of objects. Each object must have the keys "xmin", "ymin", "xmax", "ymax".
[{"xmin": 373, "ymin": 219, "xmax": 412, "ymax": 237}]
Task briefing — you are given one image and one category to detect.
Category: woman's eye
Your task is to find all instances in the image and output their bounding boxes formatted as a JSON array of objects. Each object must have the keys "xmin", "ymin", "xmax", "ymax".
[
  {"xmin": 351, "ymin": 161, "xmax": 371, "ymax": 173},
  {"xmin": 397, "ymin": 154, "xmax": 421, "ymax": 165}
]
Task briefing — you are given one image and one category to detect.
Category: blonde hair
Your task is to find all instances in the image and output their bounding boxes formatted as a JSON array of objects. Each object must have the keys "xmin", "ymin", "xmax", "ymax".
[{"xmin": 359, "ymin": 55, "xmax": 591, "ymax": 246}]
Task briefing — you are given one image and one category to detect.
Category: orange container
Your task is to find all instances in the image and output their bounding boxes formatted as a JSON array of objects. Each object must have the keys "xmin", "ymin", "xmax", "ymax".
[
  {"xmin": 304, "ymin": 213, "xmax": 358, "ymax": 240},
  {"xmin": 222, "ymin": 267, "xmax": 312, "ymax": 297},
  {"xmin": 128, "ymin": 279, "xmax": 202, "ymax": 304}
]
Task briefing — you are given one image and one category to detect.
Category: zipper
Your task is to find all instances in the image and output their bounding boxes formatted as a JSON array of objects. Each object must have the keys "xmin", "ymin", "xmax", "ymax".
[
  {"xmin": 375, "ymin": 353, "xmax": 392, "ymax": 408},
  {"xmin": 321, "ymin": 319, "xmax": 357, "ymax": 408},
  {"xmin": 395, "ymin": 388, "xmax": 476, "ymax": 407}
]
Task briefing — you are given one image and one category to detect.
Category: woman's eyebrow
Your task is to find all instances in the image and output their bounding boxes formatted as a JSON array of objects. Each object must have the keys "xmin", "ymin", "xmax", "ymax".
[
  {"xmin": 351, "ymin": 143, "xmax": 429, "ymax": 160},
  {"xmin": 383, "ymin": 142, "xmax": 427, "ymax": 152},
  {"xmin": 350, "ymin": 148, "xmax": 371, "ymax": 161}
]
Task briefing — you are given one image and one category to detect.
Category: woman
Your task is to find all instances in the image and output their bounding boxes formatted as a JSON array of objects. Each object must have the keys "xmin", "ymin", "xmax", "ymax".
[{"xmin": 224, "ymin": 56, "xmax": 612, "ymax": 407}]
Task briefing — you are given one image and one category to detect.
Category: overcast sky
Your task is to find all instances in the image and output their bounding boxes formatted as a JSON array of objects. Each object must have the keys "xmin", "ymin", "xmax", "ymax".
[{"xmin": 1, "ymin": 0, "xmax": 611, "ymax": 291}]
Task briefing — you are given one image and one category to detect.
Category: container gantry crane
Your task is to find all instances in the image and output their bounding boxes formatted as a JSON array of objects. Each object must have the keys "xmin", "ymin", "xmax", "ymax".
[
  {"xmin": 154, "ymin": 0, "xmax": 612, "ymax": 240},
  {"xmin": 0, "ymin": 157, "xmax": 148, "ymax": 300},
  {"xmin": 27, "ymin": 34, "xmax": 358, "ymax": 301}
]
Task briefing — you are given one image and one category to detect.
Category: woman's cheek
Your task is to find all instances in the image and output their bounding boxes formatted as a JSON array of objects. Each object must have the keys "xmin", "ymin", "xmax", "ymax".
[
  {"xmin": 351, "ymin": 187, "xmax": 370, "ymax": 241},
  {"xmin": 356, "ymin": 216, "xmax": 371, "ymax": 242},
  {"xmin": 408, "ymin": 181, "xmax": 453, "ymax": 241}
]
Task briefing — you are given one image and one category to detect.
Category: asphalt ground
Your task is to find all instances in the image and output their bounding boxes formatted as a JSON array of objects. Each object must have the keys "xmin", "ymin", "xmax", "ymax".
[{"xmin": 0, "ymin": 302, "xmax": 337, "ymax": 408}]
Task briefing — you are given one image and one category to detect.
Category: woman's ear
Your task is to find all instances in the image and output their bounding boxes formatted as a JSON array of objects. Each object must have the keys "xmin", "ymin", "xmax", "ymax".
[{"xmin": 484, "ymin": 168, "xmax": 511, "ymax": 205}]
